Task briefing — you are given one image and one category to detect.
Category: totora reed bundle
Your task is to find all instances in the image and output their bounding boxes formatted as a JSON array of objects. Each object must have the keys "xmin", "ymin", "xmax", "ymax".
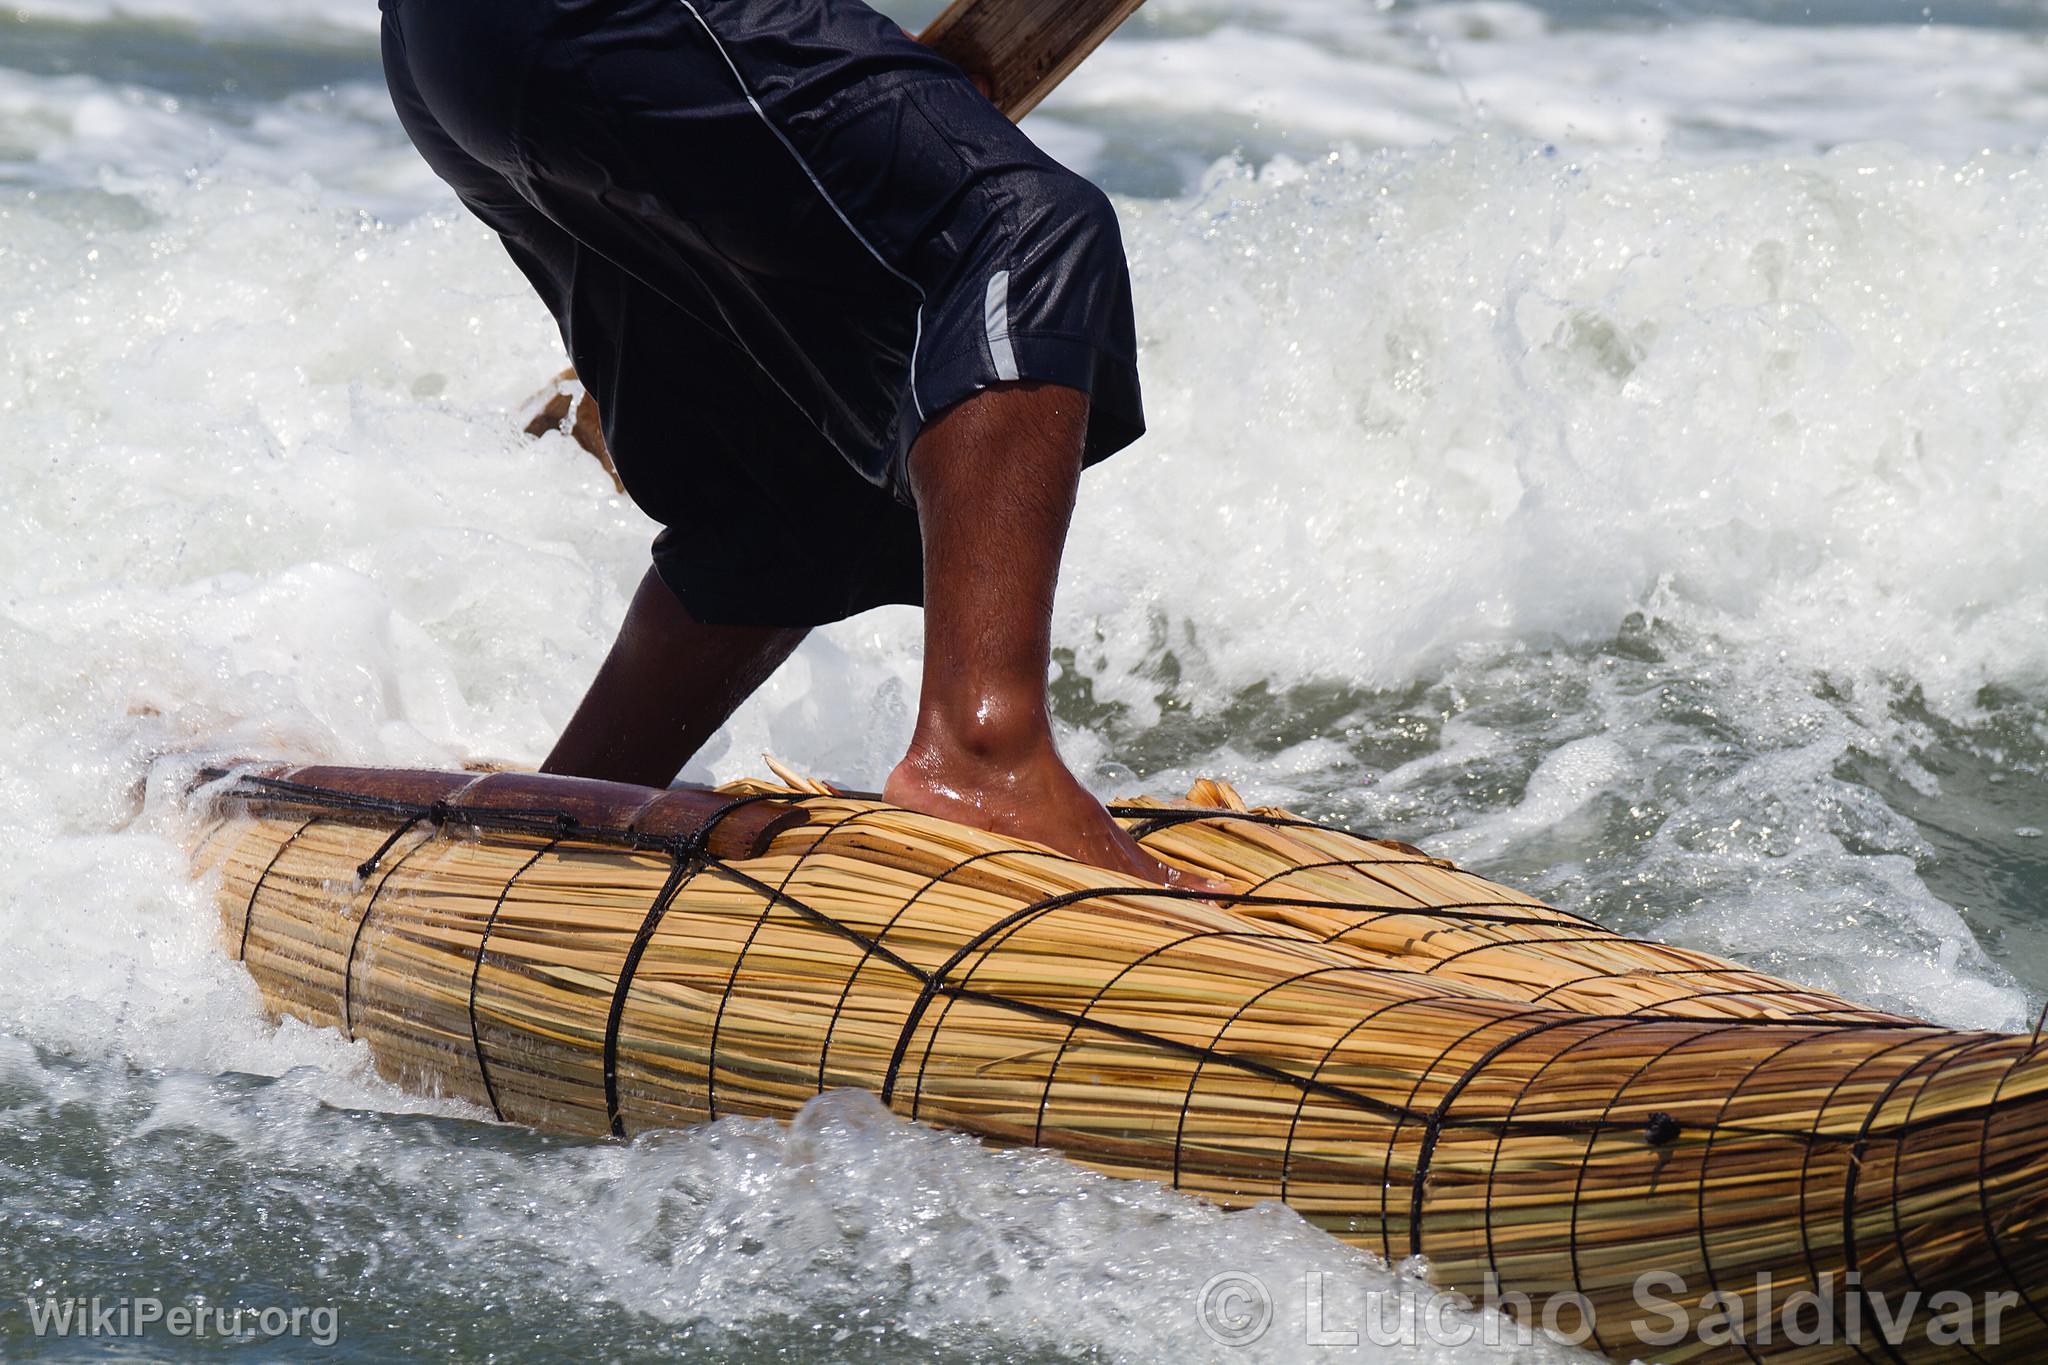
[{"xmin": 190, "ymin": 765, "xmax": 2048, "ymax": 1363}]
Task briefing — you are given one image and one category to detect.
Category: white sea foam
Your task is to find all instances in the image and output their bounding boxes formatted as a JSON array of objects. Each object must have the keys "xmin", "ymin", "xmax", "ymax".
[
  {"xmin": 1041, "ymin": 1, "xmax": 2048, "ymax": 166},
  {"xmin": 6, "ymin": 0, "xmax": 378, "ymax": 36},
  {"xmin": 1104, "ymin": 140, "xmax": 2048, "ymax": 700}
]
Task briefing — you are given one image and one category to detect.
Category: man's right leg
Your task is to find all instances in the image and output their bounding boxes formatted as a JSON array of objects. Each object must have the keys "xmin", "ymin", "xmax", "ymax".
[
  {"xmin": 883, "ymin": 383, "xmax": 1218, "ymax": 890},
  {"xmin": 542, "ymin": 569, "xmax": 806, "ymax": 788}
]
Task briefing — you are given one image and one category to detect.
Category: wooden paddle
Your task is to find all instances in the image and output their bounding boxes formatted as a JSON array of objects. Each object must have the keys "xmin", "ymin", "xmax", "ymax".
[
  {"xmin": 920, "ymin": 0, "xmax": 1146, "ymax": 120},
  {"xmin": 521, "ymin": 0, "xmax": 1148, "ymax": 469}
]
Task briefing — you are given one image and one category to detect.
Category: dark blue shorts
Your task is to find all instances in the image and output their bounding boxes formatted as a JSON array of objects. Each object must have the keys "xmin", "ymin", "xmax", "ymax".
[{"xmin": 379, "ymin": 0, "xmax": 1144, "ymax": 626}]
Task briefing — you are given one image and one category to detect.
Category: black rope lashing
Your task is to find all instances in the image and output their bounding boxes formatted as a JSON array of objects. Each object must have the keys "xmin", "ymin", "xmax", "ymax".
[
  {"xmin": 1873, "ymin": 1032, "xmax": 2019, "ymax": 1365},
  {"xmin": 1616, "ymin": 981, "xmax": 1898, "ymax": 1023},
  {"xmin": 1407, "ymin": 1011, "xmax": 1594, "ymax": 1258},
  {"xmin": 815, "ymin": 840, "xmax": 1069, "ymax": 1096},
  {"xmin": 1794, "ymin": 1035, "xmax": 1900, "ymax": 1365},
  {"xmin": 882, "ymin": 884, "xmax": 1117, "ymax": 1106},
  {"xmin": 225, "ymin": 778, "xmax": 1622, "ymax": 937},
  {"xmin": 1274, "ymin": 993, "xmax": 1416, "ymax": 1207},
  {"xmin": 1480, "ymin": 1014, "xmax": 1650, "ymax": 1361},
  {"xmin": 901, "ymin": 888, "xmax": 1298, "ymax": 1122},
  {"xmin": 1974, "ymin": 1038, "xmax": 2048, "ymax": 1334},
  {"xmin": 666, "ymin": 790, "xmax": 802, "ymax": 856},
  {"xmin": 1379, "ymin": 1002, "xmax": 1599, "ymax": 1264},
  {"xmin": 945, "ymin": 981, "xmax": 1875, "ymax": 1154},
  {"xmin": 702, "ymin": 857, "xmax": 936, "ymax": 987},
  {"xmin": 873, "ymin": 879, "xmax": 1716, "ymax": 1110},
  {"xmin": 1791, "ymin": 1029, "xmax": 1942, "ymax": 1308},
  {"xmin": 1832, "ymin": 1033, "xmax": 1985, "ymax": 1365},
  {"xmin": 1546, "ymin": 1019, "xmax": 1745, "ymax": 1354},
  {"xmin": 682, "ymin": 814, "xmax": 1952, "ymax": 1146},
  {"xmin": 702, "ymin": 862, "xmax": 806, "ymax": 1121},
  {"xmin": 708, "ymin": 825, "xmax": 1483, "ymax": 1130},
  {"xmin": 467, "ymin": 834, "xmax": 564, "ymax": 1123},
  {"xmin": 1027, "ymin": 925, "xmax": 1315, "ymax": 1147},
  {"xmin": 767, "ymin": 845, "xmax": 1942, "ymax": 1130},
  {"xmin": 223, "ymin": 774, "xmax": 470, "ymax": 823},
  {"xmin": 1287, "ymin": 896, "xmax": 1649, "ymax": 930},
  {"xmin": 601, "ymin": 854, "xmax": 697, "ymax": 1140},
  {"xmin": 1107, "ymin": 805, "xmax": 1335, "ymax": 839},
  {"xmin": 1418, "ymin": 931, "xmax": 1663, "ymax": 976},
  {"xmin": 1233, "ymin": 853, "xmax": 1600, "ymax": 930},
  {"xmin": 355, "ymin": 812, "xmax": 424, "ymax": 880},
  {"xmin": 297, "ymin": 797, "xmax": 1969, "ymax": 1155},
  {"xmin": 944, "ymin": 982, "xmax": 1459, "ymax": 1127},
  {"xmin": 1530, "ymin": 967, "xmax": 1813, "ymax": 1009},
  {"xmin": 343, "ymin": 828, "xmax": 436, "ymax": 1040},
  {"xmin": 600, "ymin": 790, "xmax": 785, "ymax": 1137},
  {"xmin": 1167, "ymin": 964, "xmax": 1388, "ymax": 1190},
  {"xmin": 1688, "ymin": 1025, "xmax": 1844, "ymax": 1365},
  {"xmin": 238, "ymin": 817, "xmax": 320, "ymax": 962}
]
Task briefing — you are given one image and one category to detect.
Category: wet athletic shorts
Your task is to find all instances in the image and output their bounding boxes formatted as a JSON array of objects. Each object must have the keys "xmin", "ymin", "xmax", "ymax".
[{"xmin": 378, "ymin": 0, "xmax": 1144, "ymax": 626}]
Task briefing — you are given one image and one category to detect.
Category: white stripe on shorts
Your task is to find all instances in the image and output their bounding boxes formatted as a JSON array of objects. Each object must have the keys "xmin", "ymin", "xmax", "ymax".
[{"xmin": 984, "ymin": 269, "xmax": 1018, "ymax": 382}]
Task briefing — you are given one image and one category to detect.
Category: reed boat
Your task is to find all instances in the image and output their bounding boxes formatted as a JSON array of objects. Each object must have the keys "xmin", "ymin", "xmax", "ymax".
[{"xmin": 190, "ymin": 765, "xmax": 2048, "ymax": 1363}]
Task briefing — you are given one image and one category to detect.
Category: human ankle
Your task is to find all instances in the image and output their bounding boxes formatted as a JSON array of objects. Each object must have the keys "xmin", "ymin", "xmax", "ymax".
[{"xmin": 907, "ymin": 700, "xmax": 1058, "ymax": 776}]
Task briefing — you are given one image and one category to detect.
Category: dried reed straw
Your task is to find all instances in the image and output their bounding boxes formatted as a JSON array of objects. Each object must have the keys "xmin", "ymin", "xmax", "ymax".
[{"xmin": 190, "ymin": 771, "xmax": 2048, "ymax": 1364}]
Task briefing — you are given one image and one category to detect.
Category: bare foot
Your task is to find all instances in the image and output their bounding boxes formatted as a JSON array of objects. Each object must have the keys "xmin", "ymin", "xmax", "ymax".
[
  {"xmin": 885, "ymin": 740, "xmax": 1229, "ymax": 894},
  {"xmin": 886, "ymin": 381, "xmax": 1231, "ymax": 897}
]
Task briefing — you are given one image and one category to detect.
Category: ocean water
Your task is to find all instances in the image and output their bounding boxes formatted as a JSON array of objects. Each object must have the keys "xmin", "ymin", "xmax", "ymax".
[{"xmin": 3, "ymin": 0, "xmax": 2046, "ymax": 1359}]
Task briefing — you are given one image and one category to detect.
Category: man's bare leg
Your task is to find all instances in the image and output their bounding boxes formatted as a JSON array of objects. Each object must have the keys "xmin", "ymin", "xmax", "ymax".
[
  {"xmin": 542, "ymin": 567, "xmax": 806, "ymax": 788},
  {"xmin": 883, "ymin": 382, "xmax": 1206, "ymax": 888}
]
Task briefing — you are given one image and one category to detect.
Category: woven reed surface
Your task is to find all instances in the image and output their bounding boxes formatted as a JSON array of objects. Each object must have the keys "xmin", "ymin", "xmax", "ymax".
[{"xmin": 190, "ymin": 776, "xmax": 2048, "ymax": 1363}]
